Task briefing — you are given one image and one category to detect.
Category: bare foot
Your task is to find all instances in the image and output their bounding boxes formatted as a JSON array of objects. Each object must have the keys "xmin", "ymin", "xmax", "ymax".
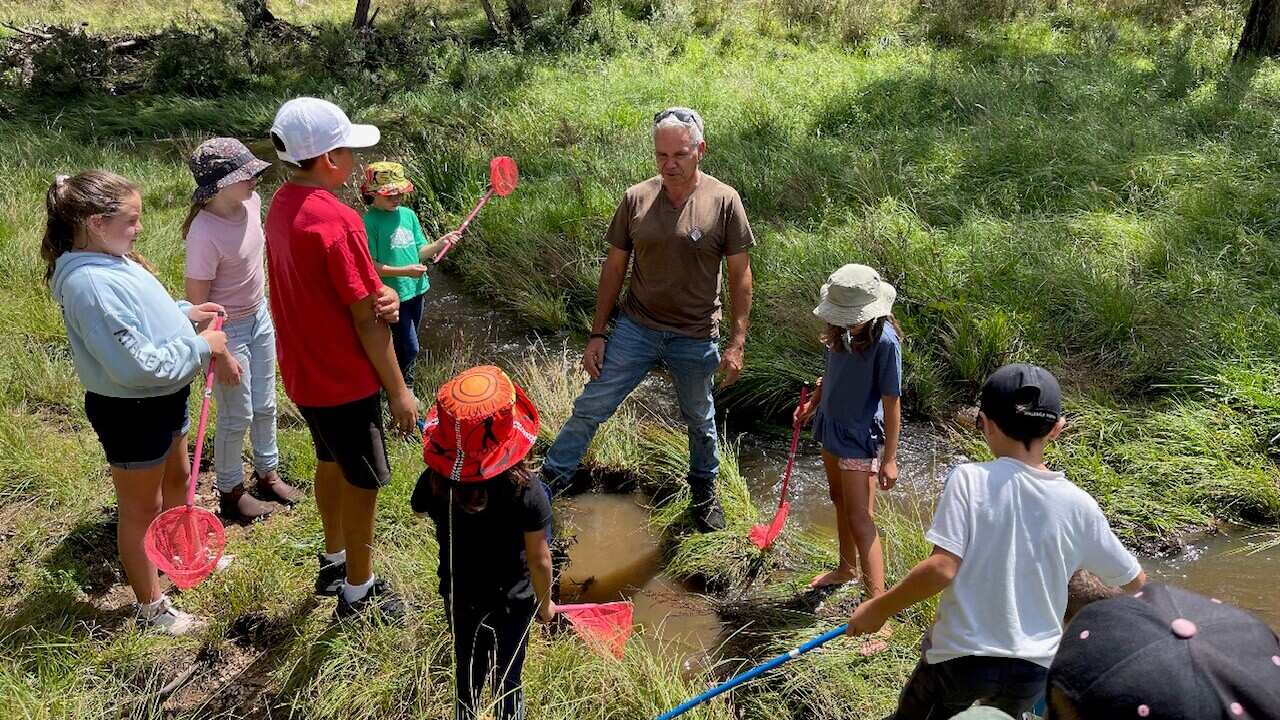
[
  {"xmin": 809, "ymin": 569, "xmax": 858, "ymax": 589},
  {"xmin": 857, "ymin": 625, "xmax": 893, "ymax": 656}
]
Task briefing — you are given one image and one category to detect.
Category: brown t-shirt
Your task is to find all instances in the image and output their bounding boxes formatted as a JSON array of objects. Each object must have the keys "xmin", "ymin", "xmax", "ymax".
[{"xmin": 605, "ymin": 174, "xmax": 755, "ymax": 338}]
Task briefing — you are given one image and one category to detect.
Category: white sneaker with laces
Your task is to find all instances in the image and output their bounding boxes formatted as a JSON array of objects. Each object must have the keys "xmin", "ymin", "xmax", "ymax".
[{"xmin": 138, "ymin": 596, "xmax": 206, "ymax": 636}]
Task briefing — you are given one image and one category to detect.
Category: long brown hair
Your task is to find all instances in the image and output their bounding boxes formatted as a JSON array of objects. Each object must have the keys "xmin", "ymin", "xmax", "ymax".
[
  {"xmin": 41, "ymin": 170, "xmax": 146, "ymax": 284},
  {"xmin": 426, "ymin": 460, "xmax": 533, "ymax": 514},
  {"xmin": 180, "ymin": 201, "xmax": 205, "ymax": 242},
  {"xmin": 821, "ymin": 314, "xmax": 904, "ymax": 353}
]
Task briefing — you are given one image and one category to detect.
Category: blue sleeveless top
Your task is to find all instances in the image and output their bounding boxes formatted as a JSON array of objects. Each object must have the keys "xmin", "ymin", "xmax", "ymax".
[{"xmin": 812, "ymin": 323, "xmax": 902, "ymax": 459}]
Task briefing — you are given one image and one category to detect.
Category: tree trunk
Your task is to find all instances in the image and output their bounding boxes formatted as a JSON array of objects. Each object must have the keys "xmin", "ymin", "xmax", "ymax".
[
  {"xmin": 478, "ymin": 0, "xmax": 504, "ymax": 35},
  {"xmin": 234, "ymin": 0, "xmax": 279, "ymax": 31},
  {"xmin": 352, "ymin": 0, "xmax": 374, "ymax": 28},
  {"xmin": 1236, "ymin": 0, "xmax": 1280, "ymax": 61},
  {"xmin": 507, "ymin": 0, "xmax": 532, "ymax": 32},
  {"xmin": 567, "ymin": 0, "xmax": 593, "ymax": 25}
]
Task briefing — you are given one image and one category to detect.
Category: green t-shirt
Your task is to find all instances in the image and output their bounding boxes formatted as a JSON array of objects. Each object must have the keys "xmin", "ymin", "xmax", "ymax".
[{"xmin": 364, "ymin": 206, "xmax": 430, "ymax": 301}]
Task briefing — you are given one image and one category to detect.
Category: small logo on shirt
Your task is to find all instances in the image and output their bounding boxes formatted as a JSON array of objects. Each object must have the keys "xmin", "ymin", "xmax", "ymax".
[{"xmin": 389, "ymin": 228, "xmax": 415, "ymax": 249}]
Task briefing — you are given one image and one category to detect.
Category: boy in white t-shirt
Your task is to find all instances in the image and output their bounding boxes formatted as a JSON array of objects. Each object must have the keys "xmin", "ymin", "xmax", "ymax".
[{"xmin": 847, "ymin": 363, "xmax": 1147, "ymax": 719}]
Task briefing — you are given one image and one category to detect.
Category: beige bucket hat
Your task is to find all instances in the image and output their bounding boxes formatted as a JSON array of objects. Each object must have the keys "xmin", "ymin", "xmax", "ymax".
[{"xmin": 812, "ymin": 264, "xmax": 896, "ymax": 326}]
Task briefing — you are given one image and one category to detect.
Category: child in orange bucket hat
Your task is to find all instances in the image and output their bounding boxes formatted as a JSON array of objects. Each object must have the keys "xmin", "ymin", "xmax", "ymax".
[{"xmin": 411, "ymin": 365, "xmax": 554, "ymax": 720}]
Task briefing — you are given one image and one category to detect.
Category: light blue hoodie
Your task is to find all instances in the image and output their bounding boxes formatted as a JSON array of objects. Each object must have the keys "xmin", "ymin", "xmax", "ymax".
[{"xmin": 51, "ymin": 252, "xmax": 211, "ymax": 399}]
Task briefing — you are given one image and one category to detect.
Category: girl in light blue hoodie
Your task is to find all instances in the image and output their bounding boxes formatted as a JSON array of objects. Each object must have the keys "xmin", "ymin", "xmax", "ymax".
[{"xmin": 44, "ymin": 170, "xmax": 230, "ymax": 636}]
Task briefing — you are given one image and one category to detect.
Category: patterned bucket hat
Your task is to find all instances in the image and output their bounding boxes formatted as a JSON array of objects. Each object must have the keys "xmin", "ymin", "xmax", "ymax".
[
  {"xmin": 421, "ymin": 366, "xmax": 540, "ymax": 484},
  {"xmin": 361, "ymin": 161, "xmax": 415, "ymax": 196},
  {"xmin": 188, "ymin": 138, "xmax": 271, "ymax": 204}
]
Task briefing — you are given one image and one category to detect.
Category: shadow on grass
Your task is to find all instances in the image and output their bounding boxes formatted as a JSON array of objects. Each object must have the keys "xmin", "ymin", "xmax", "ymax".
[
  {"xmin": 177, "ymin": 596, "xmax": 320, "ymax": 718},
  {"xmin": 40, "ymin": 506, "xmax": 123, "ymax": 597}
]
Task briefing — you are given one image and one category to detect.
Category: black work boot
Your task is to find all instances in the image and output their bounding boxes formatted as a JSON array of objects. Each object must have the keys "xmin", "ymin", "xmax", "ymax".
[
  {"xmin": 540, "ymin": 466, "xmax": 573, "ymax": 498},
  {"xmin": 688, "ymin": 478, "xmax": 725, "ymax": 532},
  {"xmin": 218, "ymin": 485, "xmax": 275, "ymax": 523}
]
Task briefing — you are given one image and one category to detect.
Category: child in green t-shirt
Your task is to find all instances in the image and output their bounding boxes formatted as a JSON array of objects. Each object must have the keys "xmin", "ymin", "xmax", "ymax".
[{"xmin": 360, "ymin": 162, "xmax": 458, "ymax": 388}]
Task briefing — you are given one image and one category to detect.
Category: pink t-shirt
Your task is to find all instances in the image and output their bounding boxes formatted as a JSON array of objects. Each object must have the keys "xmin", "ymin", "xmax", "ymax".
[{"xmin": 185, "ymin": 192, "xmax": 267, "ymax": 320}]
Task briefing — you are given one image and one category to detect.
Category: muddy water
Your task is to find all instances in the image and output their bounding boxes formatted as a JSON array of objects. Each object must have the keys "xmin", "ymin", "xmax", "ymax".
[
  {"xmin": 1145, "ymin": 528, "xmax": 1280, "ymax": 629},
  {"xmin": 556, "ymin": 494, "xmax": 723, "ymax": 664},
  {"xmin": 737, "ymin": 424, "xmax": 964, "ymax": 536},
  {"xmin": 419, "ymin": 271, "xmax": 538, "ymax": 356}
]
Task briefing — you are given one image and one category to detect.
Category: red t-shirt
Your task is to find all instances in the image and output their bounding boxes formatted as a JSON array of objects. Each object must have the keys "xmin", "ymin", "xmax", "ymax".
[{"xmin": 265, "ymin": 182, "xmax": 382, "ymax": 407}]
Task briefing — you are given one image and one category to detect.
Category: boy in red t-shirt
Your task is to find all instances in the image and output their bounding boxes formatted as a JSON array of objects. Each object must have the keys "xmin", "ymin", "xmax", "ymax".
[{"xmin": 265, "ymin": 97, "xmax": 419, "ymax": 620}]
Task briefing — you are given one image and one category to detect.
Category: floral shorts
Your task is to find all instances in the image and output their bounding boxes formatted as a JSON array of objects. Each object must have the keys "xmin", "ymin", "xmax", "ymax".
[{"xmin": 837, "ymin": 456, "xmax": 880, "ymax": 473}]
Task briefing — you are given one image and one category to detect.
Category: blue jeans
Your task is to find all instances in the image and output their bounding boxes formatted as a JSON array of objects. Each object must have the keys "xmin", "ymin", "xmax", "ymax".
[
  {"xmin": 212, "ymin": 302, "xmax": 279, "ymax": 493},
  {"xmin": 542, "ymin": 314, "xmax": 720, "ymax": 489},
  {"xmin": 392, "ymin": 293, "xmax": 425, "ymax": 388}
]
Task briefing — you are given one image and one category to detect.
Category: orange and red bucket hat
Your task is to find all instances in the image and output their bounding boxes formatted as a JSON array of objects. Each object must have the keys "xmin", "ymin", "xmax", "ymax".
[{"xmin": 421, "ymin": 366, "xmax": 540, "ymax": 483}]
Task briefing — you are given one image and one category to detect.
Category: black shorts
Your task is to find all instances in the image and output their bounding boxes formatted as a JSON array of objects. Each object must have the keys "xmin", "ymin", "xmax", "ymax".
[
  {"xmin": 85, "ymin": 387, "xmax": 191, "ymax": 470},
  {"xmin": 298, "ymin": 393, "xmax": 391, "ymax": 490}
]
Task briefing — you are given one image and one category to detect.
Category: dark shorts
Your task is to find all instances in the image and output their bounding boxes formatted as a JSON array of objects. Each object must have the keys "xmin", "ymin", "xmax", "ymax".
[
  {"xmin": 891, "ymin": 655, "xmax": 1048, "ymax": 720},
  {"xmin": 297, "ymin": 392, "xmax": 391, "ymax": 490},
  {"xmin": 85, "ymin": 387, "xmax": 191, "ymax": 470}
]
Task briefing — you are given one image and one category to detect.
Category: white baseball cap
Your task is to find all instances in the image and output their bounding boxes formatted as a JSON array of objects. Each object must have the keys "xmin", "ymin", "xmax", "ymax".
[{"xmin": 269, "ymin": 97, "xmax": 380, "ymax": 164}]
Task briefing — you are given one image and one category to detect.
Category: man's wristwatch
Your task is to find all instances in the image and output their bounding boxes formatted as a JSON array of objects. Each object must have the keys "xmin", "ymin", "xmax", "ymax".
[{"xmin": 589, "ymin": 332, "xmax": 609, "ymax": 341}]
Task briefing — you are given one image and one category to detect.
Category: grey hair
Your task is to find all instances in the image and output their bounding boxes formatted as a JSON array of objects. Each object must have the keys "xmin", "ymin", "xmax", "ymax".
[{"xmin": 652, "ymin": 106, "xmax": 705, "ymax": 146}]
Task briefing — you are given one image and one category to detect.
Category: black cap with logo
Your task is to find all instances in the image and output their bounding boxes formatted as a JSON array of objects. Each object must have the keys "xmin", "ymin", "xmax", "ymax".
[{"xmin": 979, "ymin": 363, "xmax": 1062, "ymax": 441}]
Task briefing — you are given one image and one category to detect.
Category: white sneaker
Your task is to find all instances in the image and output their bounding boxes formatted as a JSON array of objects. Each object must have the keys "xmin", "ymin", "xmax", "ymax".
[{"xmin": 137, "ymin": 596, "xmax": 206, "ymax": 636}]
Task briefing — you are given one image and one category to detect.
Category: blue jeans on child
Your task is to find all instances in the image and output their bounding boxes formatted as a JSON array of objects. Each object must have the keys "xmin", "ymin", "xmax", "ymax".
[
  {"xmin": 213, "ymin": 302, "xmax": 279, "ymax": 494},
  {"xmin": 542, "ymin": 314, "xmax": 720, "ymax": 491},
  {"xmin": 391, "ymin": 293, "xmax": 425, "ymax": 387}
]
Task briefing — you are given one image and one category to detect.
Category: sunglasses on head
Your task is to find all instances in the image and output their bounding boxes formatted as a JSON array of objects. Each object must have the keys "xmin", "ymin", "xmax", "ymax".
[{"xmin": 654, "ymin": 108, "xmax": 698, "ymax": 126}]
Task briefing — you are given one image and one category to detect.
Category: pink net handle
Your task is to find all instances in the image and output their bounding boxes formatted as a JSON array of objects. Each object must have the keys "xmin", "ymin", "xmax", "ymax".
[
  {"xmin": 187, "ymin": 313, "xmax": 224, "ymax": 507},
  {"xmin": 778, "ymin": 385, "xmax": 810, "ymax": 500}
]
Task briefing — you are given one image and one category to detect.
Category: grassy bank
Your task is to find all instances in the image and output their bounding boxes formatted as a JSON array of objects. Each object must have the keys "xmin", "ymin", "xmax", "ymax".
[{"xmin": 2, "ymin": 0, "xmax": 1279, "ymax": 717}]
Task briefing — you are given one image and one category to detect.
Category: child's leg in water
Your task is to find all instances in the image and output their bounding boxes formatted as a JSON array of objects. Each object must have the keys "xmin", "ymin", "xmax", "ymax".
[
  {"xmin": 846, "ymin": 463, "xmax": 893, "ymax": 655},
  {"xmin": 812, "ymin": 449, "xmax": 859, "ymax": 588},
  {"xmin": 111, "ymin": 461, "xmax": 169, "ymax": 604}
]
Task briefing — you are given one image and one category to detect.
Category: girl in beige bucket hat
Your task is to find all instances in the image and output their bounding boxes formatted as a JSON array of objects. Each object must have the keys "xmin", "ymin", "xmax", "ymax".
[{"xmin": 795, "ymin": 263, "xmax": 903, "ymax": 653}]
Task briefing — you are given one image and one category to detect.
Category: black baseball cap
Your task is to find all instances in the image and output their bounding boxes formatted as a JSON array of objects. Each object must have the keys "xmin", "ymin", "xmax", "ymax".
[
  {"xmin": 979, "ymin": 363, "xmax": 1062, "ymax": 441},
  {"xmin": 1049, "ymin": 583, "xmax": 1280, "ymax": 720}
]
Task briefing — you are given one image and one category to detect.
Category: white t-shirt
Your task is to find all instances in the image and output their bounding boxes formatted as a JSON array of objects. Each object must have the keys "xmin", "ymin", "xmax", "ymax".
[{"xmin": 925, "ymin": 457, "xmax": 1142, "ymax": 668}]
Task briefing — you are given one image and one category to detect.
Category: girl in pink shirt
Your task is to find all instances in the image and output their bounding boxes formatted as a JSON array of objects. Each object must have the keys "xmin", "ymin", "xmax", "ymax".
[{"xmin": 182, "ymin": 138, "xmax": 303, "ymax": 522}]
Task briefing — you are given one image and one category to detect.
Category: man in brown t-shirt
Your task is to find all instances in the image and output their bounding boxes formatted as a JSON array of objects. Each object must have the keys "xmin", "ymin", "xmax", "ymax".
[{"xmin": 542, "ymin": 106, "xmax": 755, "ymax": 532}]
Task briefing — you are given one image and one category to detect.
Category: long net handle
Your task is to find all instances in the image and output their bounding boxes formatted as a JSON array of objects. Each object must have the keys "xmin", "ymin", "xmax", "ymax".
[
  {"xmin": 654, "ymin": 624, "xmax": 847, "ymax": 720},
  {"xmin": 434, "ymin": 188, "xmax": 495, "ymax": 263},
  {"xmin": 777, "ymin": 385, "xmax": 810, "ymax": 504},
  {"xmin": 187, "ymin": 314, "xmax": 224, "ymax": 508}
]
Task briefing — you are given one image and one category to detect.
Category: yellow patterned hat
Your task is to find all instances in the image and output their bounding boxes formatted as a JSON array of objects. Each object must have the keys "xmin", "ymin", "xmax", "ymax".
[{"xmin": 360, "ymin": 161, "xmax": 414, "ymax": 196}]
